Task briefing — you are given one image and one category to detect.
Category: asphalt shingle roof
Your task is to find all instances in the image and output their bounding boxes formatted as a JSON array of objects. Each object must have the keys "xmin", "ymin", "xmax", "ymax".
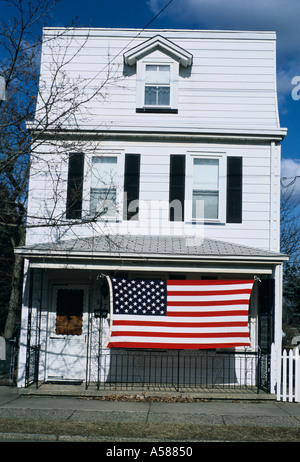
[{"xmin": 17, "ymin": 234, "xmax": 287, "ymax": 260}]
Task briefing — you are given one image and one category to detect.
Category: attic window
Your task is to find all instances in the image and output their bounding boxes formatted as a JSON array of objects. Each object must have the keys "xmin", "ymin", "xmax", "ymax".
[
  {"xmin": 124, "ymin": 35, "xmax": 193, "ymax": 114},
  {"xmin": 145, "ymin": 65, "xmax": 170, "ymax": 106},
  {"xmin": 136, "ymin": 59, "xmax": 178, "ymax": 113}
]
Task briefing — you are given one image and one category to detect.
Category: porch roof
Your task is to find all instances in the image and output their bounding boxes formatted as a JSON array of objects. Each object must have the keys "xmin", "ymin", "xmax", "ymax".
[{"xmin": 16, "ymin": 234, "xmax": 288, "ymax": 268}]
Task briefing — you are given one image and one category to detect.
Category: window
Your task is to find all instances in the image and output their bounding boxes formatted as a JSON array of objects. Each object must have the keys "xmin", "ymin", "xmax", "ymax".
[
  {"xmin": 136, "ymin": 59, "xmax": 178, "ymax": 113},
  {"xmin": 56, "ymin": 289, "xmax": 84, "ymax": 336},
  {"xmin": 144, "ymin": 65, "xmax": 170, "ymax": 107},
  {"xmin": 124, "ymin": 35, "xmax": 192, "ymax": 114},
  {"xmin": 192, "ymin": 158, "xmax": 220, "ymax": 220},
  {"xmin": 186, "ymin": 154, "xmax": 242, "ymax": 223},
  {"xmin": 90, "ymin": 156, "xmax": 118, "ymax": 218}
]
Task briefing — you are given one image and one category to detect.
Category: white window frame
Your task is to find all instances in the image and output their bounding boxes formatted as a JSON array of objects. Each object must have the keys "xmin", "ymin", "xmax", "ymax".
[
  {"xmin": 144, "ymin": 64, "xmax": 171, "ymax": 107},
  {"xmin": 136, "ymin": 57, "xmax": 179, "ymax": 111},
  {"xmin": 83, "ymin": 151, "xmax": 124, "ymax": 221},
  {"xmin": 186, "ymin": 152, "xmax": 226, "ymax": 224}
]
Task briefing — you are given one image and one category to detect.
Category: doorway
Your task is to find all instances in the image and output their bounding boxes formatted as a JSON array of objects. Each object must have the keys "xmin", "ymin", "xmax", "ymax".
[{"xmin": 46, "ymin": 285, "xmax": 88, "ymax": 382}]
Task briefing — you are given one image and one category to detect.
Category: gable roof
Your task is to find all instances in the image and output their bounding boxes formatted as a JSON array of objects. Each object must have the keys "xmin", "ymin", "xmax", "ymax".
[{"xmin": 123, "ymin": 34, "xmax": 193, "ymax": 68}]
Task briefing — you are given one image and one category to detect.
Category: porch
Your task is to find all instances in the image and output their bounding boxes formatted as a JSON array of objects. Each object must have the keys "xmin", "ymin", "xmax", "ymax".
[
  {"xmin": 20, "ymin": 381, "xmax": 275, "ymax": 401},
  {"xmin": 16, "ymin": 234, "xmax": 287, "ymax": 396}
]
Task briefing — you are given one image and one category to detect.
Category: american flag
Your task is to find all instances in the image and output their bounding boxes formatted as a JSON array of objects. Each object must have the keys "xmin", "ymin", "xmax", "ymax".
[{"xmin": 106, "ymin": 277, "xmax": 254, "ymax": 349}]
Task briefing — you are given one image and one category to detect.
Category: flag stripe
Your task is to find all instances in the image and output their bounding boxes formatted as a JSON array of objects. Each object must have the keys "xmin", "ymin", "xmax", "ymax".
[
  {"xmin": 111, "ymin": 324, "xmax": 249, "ymax": 333},
  {"xmin": 107, "ymin": 342, "xmax": 251, "ymax": 349},
  {"xmin": 167, "ymin": 305, "xmax": 248, "ymax": 311},
  {"xmin": 167, "ymin": 310, "xmax": 248, "ymax": 318},
  {"xmin": 167, "ymin": 279, "xmax": 254, "ymax": 286},
  {"xmin": 168, "ymin": 289, "xmax": 252, "ymax": 296},
  {"xmin": 112, "ymin": 320, "xmax": 248, "ymax": 328},
  {"xmin": 107, "ymin": 277, "xmax": 254, "ymax": 350},
  {"xmin": 111, "ymin": 331, "xmax": 250, "ymax": 338},
  {"xmin": 167, "ymin": 300, "xmax": 249, "ymax": 306}
]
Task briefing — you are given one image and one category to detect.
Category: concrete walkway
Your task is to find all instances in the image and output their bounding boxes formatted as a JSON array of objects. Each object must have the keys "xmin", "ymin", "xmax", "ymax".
[{"xmin": 0, "ymin": 385, "xmax": 300, "ymax": 442}]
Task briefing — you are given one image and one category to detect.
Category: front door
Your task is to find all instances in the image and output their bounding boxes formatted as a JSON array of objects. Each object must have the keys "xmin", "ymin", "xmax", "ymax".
[{"xmin": 46, "ymin": 285, "xmax": 88, "ymax": 382}]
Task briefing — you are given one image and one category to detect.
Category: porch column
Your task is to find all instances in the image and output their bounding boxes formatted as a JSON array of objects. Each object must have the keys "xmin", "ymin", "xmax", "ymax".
[
  {"xmin": 271, "ymin": 263, "xmax": 283, "ymax": 394},
  {"xmin": 17, "ymin": 260, "xmax": 31, "ymax": 387}
]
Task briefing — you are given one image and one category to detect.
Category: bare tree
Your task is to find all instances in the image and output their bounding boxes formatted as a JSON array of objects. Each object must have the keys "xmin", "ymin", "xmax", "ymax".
[
  {"xmin": 280, "ymin": 179, "xmax": 300, "ymax": 335},
  {"xmin": 280, "ymin": 184, "xmax": 300, "ymax": 263},
  {"xmin": 0, "ymin": 0, "xmax": 122, "ymax": 338}
]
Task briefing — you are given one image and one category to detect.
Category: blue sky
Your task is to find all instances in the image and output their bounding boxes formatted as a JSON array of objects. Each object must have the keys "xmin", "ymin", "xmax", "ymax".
[{"xmin": 2, "ymin": 0, "xmax": 300, "ymax": 197}]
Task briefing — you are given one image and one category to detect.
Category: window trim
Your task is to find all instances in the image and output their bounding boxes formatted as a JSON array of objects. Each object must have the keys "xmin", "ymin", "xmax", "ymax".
[
  {"xmin": 144, "ymin": 64, "xmax": 171, "ymax": 107},
  {"xmin": 124, "ymin": 34, "xmax": 193, "ymax": 69},
  {"xmin": 186, "ymin": 152, "xmax": 226, "ymax": 224},
  {"xmin": 136, "ymin": 57, "xmax": 179, "ymax": 112},
  {"xmin": 83, "ymin": 151, "xmax": 124, "ymax": 221}
]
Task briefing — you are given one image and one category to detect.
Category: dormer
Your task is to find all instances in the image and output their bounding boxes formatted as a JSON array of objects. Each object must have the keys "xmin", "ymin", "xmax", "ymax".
[{"xmin": 124, "ymin": 35, "xmax": 193, "ymax": 113}]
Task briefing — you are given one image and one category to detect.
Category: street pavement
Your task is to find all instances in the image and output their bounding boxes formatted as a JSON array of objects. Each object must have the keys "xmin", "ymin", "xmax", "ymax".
[{"xmin": 0, "ymin": 385, "xmax": 300, "ymax": 443}]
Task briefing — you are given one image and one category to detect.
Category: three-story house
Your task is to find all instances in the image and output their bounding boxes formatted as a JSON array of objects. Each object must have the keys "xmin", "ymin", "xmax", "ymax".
[{"xmin": 16, "ymin": 28, "xmax": 288, "ymax": 392}]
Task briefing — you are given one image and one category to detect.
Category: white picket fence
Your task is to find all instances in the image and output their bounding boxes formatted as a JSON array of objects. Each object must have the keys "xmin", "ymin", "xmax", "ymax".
[{"xmin": 272, "ymin": 343, "xmax": 300, "ymax": 402}]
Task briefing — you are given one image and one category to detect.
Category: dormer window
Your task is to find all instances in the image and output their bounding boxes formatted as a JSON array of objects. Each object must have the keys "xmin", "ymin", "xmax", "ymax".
[{"xmin": 124, "ymin": 35, "xmax": 193, "ymax": 114}]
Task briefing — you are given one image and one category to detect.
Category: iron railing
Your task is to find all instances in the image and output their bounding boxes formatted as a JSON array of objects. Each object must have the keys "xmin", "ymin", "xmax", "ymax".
[
  {"xmin": 0, "ymin": 338, "xmax": 18, "ymax": 386},
  {"xmin": 25, "ymin": 345, "xmax": 40, "ymax": 388},
  {"xmin": 94, "ymin": 349, "xmax": 262, "ymax": 393},
  {"xmin": 23, "ymin": 345, "xmax": 268, "ymax": 393}
]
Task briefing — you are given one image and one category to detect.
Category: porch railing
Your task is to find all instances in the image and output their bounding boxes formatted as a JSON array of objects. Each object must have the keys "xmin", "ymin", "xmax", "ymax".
[
  {"xmin": 94, "ymin": 349, "xmax": 261, "ymax": 393},
  {"xmin": 25, "ymin": 345, "xmax": 40, "ymax": 388},
  {"xmin": 0, "ymin": 338, "xmax": 18, "ymax": 386}
]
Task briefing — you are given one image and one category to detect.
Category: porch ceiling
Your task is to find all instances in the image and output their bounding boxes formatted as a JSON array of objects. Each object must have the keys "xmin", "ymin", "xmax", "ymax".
[{"xmin": 15, "ymin": 234, "xmax": 288, "ymax": 272}]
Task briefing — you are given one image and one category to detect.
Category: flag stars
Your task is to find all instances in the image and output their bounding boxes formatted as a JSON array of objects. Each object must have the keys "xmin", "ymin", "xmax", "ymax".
[{"xmin": 112, "ymin": 278, "xmax": 167, "ymax": 316}]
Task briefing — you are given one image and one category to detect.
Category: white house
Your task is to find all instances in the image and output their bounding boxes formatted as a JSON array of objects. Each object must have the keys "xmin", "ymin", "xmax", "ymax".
[{"xmin": 15, "ymin": 28, "xmax": 288, "ymax": 392}]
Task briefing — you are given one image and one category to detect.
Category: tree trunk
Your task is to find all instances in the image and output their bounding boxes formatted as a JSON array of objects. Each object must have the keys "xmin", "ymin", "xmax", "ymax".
[{"xmin": 3, "ymin": 231, "xmax": 25, "ymax": 340}]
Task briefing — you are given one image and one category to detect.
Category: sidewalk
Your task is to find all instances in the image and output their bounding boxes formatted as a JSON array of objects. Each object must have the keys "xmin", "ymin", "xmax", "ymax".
[{"xmin": 0, "ymin": 385, "xmax": 300, "ymax": 442}]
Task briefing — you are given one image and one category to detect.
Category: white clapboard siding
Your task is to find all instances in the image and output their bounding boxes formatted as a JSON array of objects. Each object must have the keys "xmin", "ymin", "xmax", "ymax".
[
  {"xmin": 25, "ymin": 136, "xmax": 278, "ymax": 252},
  {"xmin": 35, "ymin": 28, "xmax": 280, "ymax": 132}
]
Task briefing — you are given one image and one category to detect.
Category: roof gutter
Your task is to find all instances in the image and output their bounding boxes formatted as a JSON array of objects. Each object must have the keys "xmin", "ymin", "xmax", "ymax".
[{"xmin": 15, "ymin": 247, "xmax": 289, "ymax": 265}]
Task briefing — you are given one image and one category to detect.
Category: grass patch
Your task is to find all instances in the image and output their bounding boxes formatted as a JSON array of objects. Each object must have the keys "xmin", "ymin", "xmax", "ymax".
[{"xmin": 0, "ymin": 418, "xmax": 300, "ymax": 442}]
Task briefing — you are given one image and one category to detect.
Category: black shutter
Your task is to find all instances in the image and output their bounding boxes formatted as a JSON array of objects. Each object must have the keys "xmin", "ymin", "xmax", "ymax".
[
  {"xmin": 169, "ymin": 155, "xmax": 185, "ymax": 221},
  {"xmin": 66, "ymin": 152, "xmax": 84, "ymax": 219},
  {"xmin": 227, "ymin": 156, "xmax": 242, "ymax": 223},
  {"xmin": 124, "ymin": 154, "xmax": 140, "ymax": 221}
]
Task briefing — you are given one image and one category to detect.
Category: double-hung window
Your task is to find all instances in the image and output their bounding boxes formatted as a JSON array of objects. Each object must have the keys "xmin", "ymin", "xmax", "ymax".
[
  {"xmin": 144, "ymin": 64, "xmax": 170, "ymax": 107},
  {"xmin": 186, "ymin": 153, "xmax": 226, "ymax": 223},
  {"xmin": 192, "ymin": 158, "xmax": 220, "ymax": 220},
  {"xmin": 90, "ymin": 156, "xmax": 118, "ymax": 218},
  {"xmin": 170, "ymin": 153, "xmax": 242, "ymax": 224},
  {"xmin": 136, "ymin": 58, "xmax": 178, "ymax": 112}
]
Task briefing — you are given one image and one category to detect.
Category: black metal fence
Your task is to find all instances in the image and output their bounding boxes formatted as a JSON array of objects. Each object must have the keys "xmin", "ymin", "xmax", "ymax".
[
  {"xmin": 25, "ymin": 345, "xmax": 40, "ymax": 388},
  {"xmin": 23, "ymin": 346, "xmax": 268, "ymax": 393},
  {"xmin": 94, "ymin": 349, "xmax": 262, "ymax": 393},
  {"xmin": 0, "ymin": 338, "xmax": 18, "ymax": 386}
]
